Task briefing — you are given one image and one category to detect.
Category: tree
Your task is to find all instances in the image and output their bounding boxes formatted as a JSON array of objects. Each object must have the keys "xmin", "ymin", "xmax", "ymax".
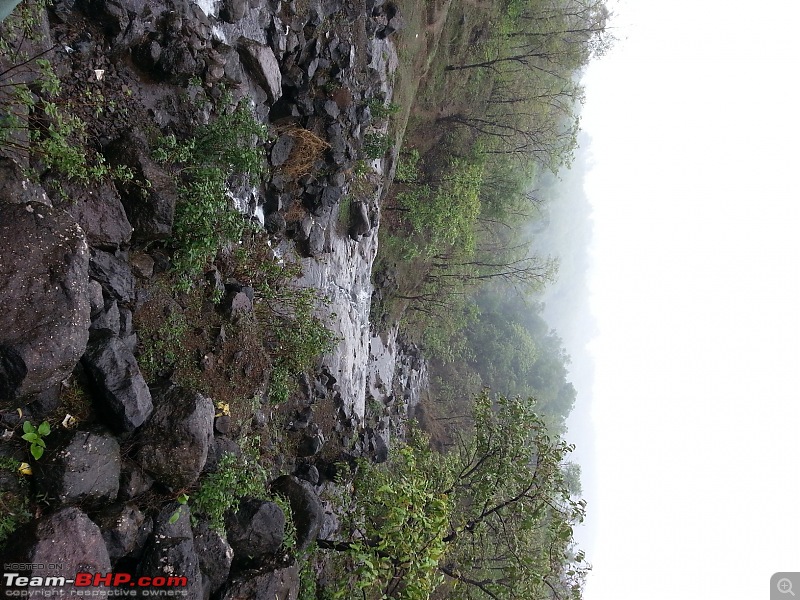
[{"xmin": 319, "ymin": 392, "xmax": 590, "ymax": 600}]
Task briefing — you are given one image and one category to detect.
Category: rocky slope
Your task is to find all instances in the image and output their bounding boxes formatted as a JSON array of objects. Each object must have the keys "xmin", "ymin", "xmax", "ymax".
[{"xmin": 0, "ymin": 0, "xmax": 425, "ymax": 595}]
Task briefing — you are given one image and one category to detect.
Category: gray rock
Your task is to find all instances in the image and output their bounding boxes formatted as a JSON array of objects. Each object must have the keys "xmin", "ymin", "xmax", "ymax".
[
  {"xmin": 89, "ymin": 249, "xmax": 135, "ymax": 303},
  {"xmin": 221, "ymin": 0, "xmax": 248, "ymax": 22},
  {"xmin": 349, "ymin": 201, "xmax": 372, "ymax": 240},
  {"xmin": 1, "ymin": 507, "xmax": 111, "ymax": 595},
  {"xmin": 225, "ymin": 499, "xmax": 286, "ymax": 568},
  {"xmin": 82, "ymin": 330, "xmax": 153, "ymax": 432},
  {"xmin": 264, "ymin": 211, "xmax": 287, "ymax": 234},
  {"xmin": 118, "ymin": 460, "xmax": 154, "ymax": 501},
  {"xmin": 0, "ymin": 157, "xmax": 50, "ymax": 205},
  {"xmin": 95, "ymin": 502, "xmax": 152, "ymax": 565},
  {"xmin": 193, "ymin": 520, "xmax": 233, "ymax": 597},
  {"xmin": 237, "ymin": 37, "xmax": 283, "ymax": 103},
  {"xmin": 0, "ymin": 202, "xmax": 91, "ymax": 399},
  {"xmin": 61, "ymin": 180, "xmax": 133, "ymax": 250},
  {"xmin": 271, "ymin": 475, "xmax": 323, "ymax": 550},
  {"xmin": 321, "ymin": 185, "xmax": 343, "ymax": 208},
  {"xmin": 107, "ymin": 131, "xmax": 178, "ymax": 242},
  {"xmin": 137, "ymin": 385, "xmax": 214, "ymax": 489},
  {"xmin": 90, "ymin": 299, "xmax": 121, "ymax": 333},
  {"xmin": 139, "ymin": 503, "xmax": 203, "ymax": 599},
  {"xmin": 270, "ymin": 134, "xmax": 295, "ymax": 167},
  {"xmin": 129, "ymin": 252, "xmax": 155, "ymax": 279},
  {"xmin": 221, "ymin": 564, "xmax": 300, "ymax": 600},
  {"xmin": 36, "ymin": 429, "xmax": 121, "ymax": 505}
]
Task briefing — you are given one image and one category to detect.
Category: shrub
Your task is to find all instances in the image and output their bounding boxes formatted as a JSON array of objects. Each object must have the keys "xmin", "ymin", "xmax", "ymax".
[
  {"xmin": 363, "ymin": 132, "xmax": 392, "ymax": 159},
  {"xmin": 153, "ymin": 98, "xmax": 270, "ymax": 279}
]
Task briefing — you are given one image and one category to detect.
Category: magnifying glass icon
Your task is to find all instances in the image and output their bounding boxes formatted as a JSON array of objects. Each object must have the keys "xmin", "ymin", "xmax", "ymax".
[{"xmin": 778, "ymin": 578, "xmax": 796, "ymax": 596}]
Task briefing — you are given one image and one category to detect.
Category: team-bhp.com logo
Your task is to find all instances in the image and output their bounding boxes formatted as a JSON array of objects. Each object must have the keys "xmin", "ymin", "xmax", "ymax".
[{"xmin": 3, "ymin": 569, "xmax": 188, "ymax": 597}]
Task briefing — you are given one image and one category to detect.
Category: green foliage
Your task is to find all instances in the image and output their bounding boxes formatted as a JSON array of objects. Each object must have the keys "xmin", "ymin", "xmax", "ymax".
[
  {"xmin": 326, "ymin": 435, "xmax": 452, "ymax": 600},
  {"xmin": 191, "ymin": 443, "xmax": 268, "ymax": 532},
  {"xmin": 21, "ymin": 420, "xmax": 50, "ymax": 460},
  {"xmin": 366, "ymin": 98, "xmax": 401, "ymax": 120},
  {"xmin": 153, "ymin": 98, "xmax": 270, "ymax": 279},
  {"xmin": 169, "ymin": 493, "xmax": 190, "ymax": 524},
  {"xmin": 398, "ymin": 153, "xmax": 483, "ymax": 257},
  {"xmin": 137, "ymin": 307, "xmax": 189, "ymax": 380},
  {"xmin": 363, "ymin": 132, "xmax": 392, "ymax": 159},
  {"xmin": 233, "ymin": 237, "xmax": 337, "ymax": 403},
  {"xmin": 0, "ymin": 457, "xmax": 32, "ymax": 548},
  {"xmin": 394, "ymin": 148, "xmax": 420, "ymax": 183},
  {"xmin": 0, "ymin": 3, "xmax": 133, "ymax": 184}
]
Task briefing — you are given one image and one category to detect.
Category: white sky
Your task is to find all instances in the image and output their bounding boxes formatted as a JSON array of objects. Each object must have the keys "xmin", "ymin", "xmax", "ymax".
[{"xmin": 580, "ymin": 1, "xmax": 800, "ymax": 598}]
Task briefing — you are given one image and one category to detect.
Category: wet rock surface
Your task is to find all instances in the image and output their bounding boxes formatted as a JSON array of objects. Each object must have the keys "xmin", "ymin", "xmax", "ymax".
[{"xmin": 0, "ymin": 202, "xmax": 91, "ymax": 400}]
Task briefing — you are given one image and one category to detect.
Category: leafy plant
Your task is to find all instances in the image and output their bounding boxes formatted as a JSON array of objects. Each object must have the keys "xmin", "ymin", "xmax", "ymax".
[
  {"xmin": 153, "ymin": 96, "xmax": 270, "ymax": 280},
  {"xmin": 363, "ymin": 132, "xmax": 392, "ymax": 159},
  {"xmin": 191, "ymin": 443, "xmax": 268, "ymax": 532},
  {"xmin": 366, "ymin": 98, "xmax": 401, "ymax": 120},
  {"xmin": 0, "ymin": 2, "xmax": 132, "ymax": 184},
  {"xmin": 21, "ymin": 420, "xmax": 50, "ymax": 460},
  {"xmin": 168, "ymin": 493, "xmax": 190, "ymax": 524},
  {"xmin": 394, "ymin": 148, "xmax": 420, "ymax": 183}
]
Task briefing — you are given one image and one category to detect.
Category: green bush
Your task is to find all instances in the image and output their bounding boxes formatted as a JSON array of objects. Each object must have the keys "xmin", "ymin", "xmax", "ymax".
[
  {"xmin": 153, "ymin": 98, "xmax": 270, "ymax": 279},
  {"xmin": 366, "ymin": 98, "xmax": 401, "ymax": 120},
  {"xmin": 0, "ymin": 2, "xmax": 132, "ymax": 184},
  {"xmin": 363, "ymin": 132, "xmax": 392, "ymax": 159}
]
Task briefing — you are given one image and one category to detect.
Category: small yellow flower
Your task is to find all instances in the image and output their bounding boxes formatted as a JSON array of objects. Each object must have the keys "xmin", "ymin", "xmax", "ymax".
[
  {"xmin": 18, "ymin": 462, "xmax": 32, "ymax": 476},
  {"xmin": 215, "ymin": 402, "xmax": 230, "ymax": 417}
]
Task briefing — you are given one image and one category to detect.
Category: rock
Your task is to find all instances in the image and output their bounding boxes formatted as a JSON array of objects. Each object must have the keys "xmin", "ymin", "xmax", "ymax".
[
  {"xmin": 129, "ymin": 252, "xmax": 155, "ymax": 279},
  {"xmin": 138, "ymin": 503, "xmax": 203, "ymax": 599},
  {"xmin": 221, "ymin": 0, "xmax": 248, "ymax": 22},
  {"xmin": 270, "ymin": 134, "xmax": 295, "ymax": 167},
  {"xmin": 225, "ymin": 498, "xmax": 286, "ymax": 568},
  {"xmin": 61, "ymin": 180, "xmax": 133, "ymax": 250},
  {"xmin": 118, "ymin": 460, "xmax": 154, "ymax": 501},
  {"xmin": 0, "ymin": 345, "xmax": 27, "ymax": 402},
  {"xmin": 323, "ymin": 100, "xmax": 340, "ymax": 119},
  {"xmin": 264, "ymin": 211, "xmax": 287, "ymax": 234},
  {"xmin": 0, "ymin": 202, "xmax": 91, "ymax": 399},
  {"xmin": 0, "ymin": 157, "xmax": 50, "ymax": 205},
  {"xmin": 35, "ymin": 428, "xmax": 121, "ymax": 505},
  {"xmin": 82, "ymin": 330, "xmax": 153, "ymax": 432},
  {"xmin": 294, "ymin": 463, "xmax": 319, "ymax": 485},
  {"xmin": 106, "ymin": 131, "xmax": 178, "ymax": 242},
  {"xmin": 88, "ymin": 279, "xmax": 105, "ymax": 318},
  {"xmin": 214, "ymin": 415, "xmax": 232, "ymax": 435},
  {"xmin": 349, "ymin": 201, "xmax": 372, "ymax": 239},
  {"xmin": 270, "ymin": 475, "xmax": 323, "ymax": 550},
  {"xmin": 89, "ymin": 248, "xmax": 135, "ymax": 303},
  {"xmin": 237, "ymin": 37, "xmax": 283, "ymax": 103},
  {"xmin": 1, "ymin": 507, "xmax": 111, "ymax": 595},
  {"xmin": 193, "ymin": 520, "xmax": 233, "ymax": 596},
  {"xmin": 321, "ymin": 185, "xmax": 343, "ymax": 209},
  {"xmin": 219, "ymin": 290, "xmax": 253, "ymax": 320},
  {"xmin": 95, "ymin": 502, "xmax": 152, "ymax": 565},
  {"xmin": 297, "ymin": 424, "xmax": 325, "ymax": 457},
  {"xmin": 90, "ymin": 299, "xmax": 121, "ymax": 333},
  {"xmin": 137, "ymin": 385, "xmax": 214, "ymax": 489},
  {"xmin": 204, "ymin": 435, "xmax": 241, "ymax": 473},
  {"xmin": 221, "ymin": 564, "xmax": 300, "ymax": 600}
]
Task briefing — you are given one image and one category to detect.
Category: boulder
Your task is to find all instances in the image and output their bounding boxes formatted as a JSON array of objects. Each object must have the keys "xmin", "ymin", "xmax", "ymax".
[
  {"xmin": 225, "ymin": 498, "xmax": 286, "ymax": 568},
  {"xmin": 117, "ymin": 460, "xmax": 155, "ymax": 501},
  {"xmin": 193, "ymin": 519, "xmax": 233, "ymax": 596},
  {"xmin": 349, "ymin": 200, "xmax": 372, "ymax": 240},
  {"xmin": 61, "ymin": 180, "xmax": 133, "ymax": 250},
  {"xmin": 138, "ymin": 503, "xmax": 203, "ymax": 598},
  {"xmin": 106, "ymin": 131, "xmax": 178, "ymax": 242},
  {"xmin": 221, "ymin": 564, "xmax": 300, "ymax": 600},
  {"xmin": 137, "ymin": 385, "xmax": 214, "ymax": 489},
  {"xmin": 95, "ymin": 502, "xmax": 152, "ymax": 565},
  {"xmin": 0, "ymin": 202, "xmax": 91, "ymax": 400},
  {"xmin": 35, "ymin": 428, "xmax": 121, "ymax": 505},
  {"xmin": 1, "ymin": 507, "xmax": 111, "ymax": 596},
  {"xmin": 270, "ymin": 475, "xmax": 323, "ymax": 550},
  {"xmin": 270, "ymin": 134, "xmax": 295, "ymax": 167},
  {"xmin": 89, "ymin": 248, "xmax": 135, "ymax": 303},
  {"xmin": 237, "ymin": 37, "xmax": 283, "ymax": 103},
  {"xmin": 82, "ymin": 330, "xmax": 153, "ymax": 432},
  {"xmin": 0, "ymin": 157, "xmax": 50, "ymax": 205}
]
